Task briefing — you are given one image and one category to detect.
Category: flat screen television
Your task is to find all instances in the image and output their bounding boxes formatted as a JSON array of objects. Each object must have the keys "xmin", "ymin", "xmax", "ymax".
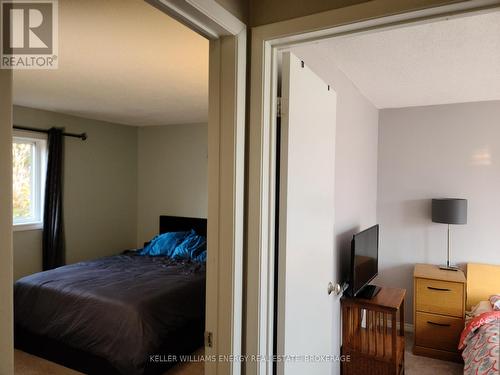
[{"xmin": 347, "ymin": 224, "xmax": 380, "ymax": 299}]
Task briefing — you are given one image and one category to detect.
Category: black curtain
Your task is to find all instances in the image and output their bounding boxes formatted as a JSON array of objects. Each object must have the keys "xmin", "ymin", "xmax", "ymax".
[{"xmin": 43, "ymin": 128, "xmax": 65, "ymax": 270}]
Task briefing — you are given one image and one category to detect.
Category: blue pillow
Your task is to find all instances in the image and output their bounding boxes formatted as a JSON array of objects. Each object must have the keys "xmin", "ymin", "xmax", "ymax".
[
  {"xmin": 172, "ymin": 231, "xmax": 207, "ymax": 262},
  {"xmin": 192, "ymin": 250, "xmax": 207, "ymax": 263},
  {"xmin": 139, "ymin": 231, "xmax": 189, "ymax": 257}
]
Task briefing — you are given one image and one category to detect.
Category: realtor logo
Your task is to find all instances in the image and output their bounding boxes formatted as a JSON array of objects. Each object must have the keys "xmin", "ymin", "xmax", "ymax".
[{"xmin": 1, "ymin": 0, "xmax": 58, "ymax": 69}]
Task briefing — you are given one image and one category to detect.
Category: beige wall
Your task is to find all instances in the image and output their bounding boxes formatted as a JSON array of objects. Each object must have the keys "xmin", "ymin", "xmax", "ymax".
[
  {"xmin": 137, "ymin": 124, "xmax": 208, "ymax": 246},
  {"xmin": 214, "ymin": 0, "xmax": 377, "ymax": 26},
  {"xmin": 215, "ymin": 0, "xmax": 248, "ymax": 23},
  {"xmin": 377, "ymin": 101, "xmax": 500, "ymax": 323},
  {"xmin": 249, "ymin": 0, "xmax": 369, "ymax": 26},
  {"xmin": 13, "ymin": 109, "xmax": 209, "ymax": 279},
  {"xmin": 247, "ymin": 0, "xmax": 469, "ymax": 27},
  {"xmin": 14, "ymin": 230, "xmax": 42, "ymax": 281},
  {"xmin": 13, "ymin": 106, "xmax": 138, "ymax": 280},
  {"xmin": 0, "ymin": 70, "xmax": 14, "ymax": 375}
]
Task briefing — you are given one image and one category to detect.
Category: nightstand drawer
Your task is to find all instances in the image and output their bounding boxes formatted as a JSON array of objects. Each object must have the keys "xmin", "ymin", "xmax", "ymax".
[
  {"xmin": 415, "ymin": 278, "xmax": 464, "ymax": 317},
  {"xmin": 415, "ymin": 312, "xmax": 463, "ymax": 352}
]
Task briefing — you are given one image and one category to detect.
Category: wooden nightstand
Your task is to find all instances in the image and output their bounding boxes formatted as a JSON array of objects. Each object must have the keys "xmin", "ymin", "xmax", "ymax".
[{"xmin": 413, "ymin": 264, "xmax": 466, "ymax": 362}]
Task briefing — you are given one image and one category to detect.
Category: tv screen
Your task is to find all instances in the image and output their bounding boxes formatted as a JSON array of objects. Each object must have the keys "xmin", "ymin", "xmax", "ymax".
[{"xmin": 351, "ymin": 225, "xmax": 379, "ymax": 296}]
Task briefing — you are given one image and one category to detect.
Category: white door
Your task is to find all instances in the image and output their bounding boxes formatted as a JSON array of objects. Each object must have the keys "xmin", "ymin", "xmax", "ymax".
[{"xmin": 277, "ymin": 52, "xmax": 337, "ymax": 375}]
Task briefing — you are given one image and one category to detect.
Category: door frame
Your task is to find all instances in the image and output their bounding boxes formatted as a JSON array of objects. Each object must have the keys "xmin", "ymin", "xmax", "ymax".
[
  {"xmin": 0, "ymin": 1, "xmax": 246, "ymax": 374},
  {"xmin": 246, "ymin": 1, "xmax": 500, "ymax": 374},
  {"xmin": 149, "ymin": 2, "xmax": 247, "ymax": 375},
  {"xmin": 0, "ymin": 69, "xmax": 14, "ymax": 375}
]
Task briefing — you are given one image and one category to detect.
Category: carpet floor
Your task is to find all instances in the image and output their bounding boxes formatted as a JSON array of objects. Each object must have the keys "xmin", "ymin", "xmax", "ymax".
[
  {"xmin": 405, "ymin": 333, "xmax": 463, "ymax": 375},
  {"xmin": 14, "ymin": 349, "xmax": 204, "ymax": 375},
  {"xmin": 15, "ymin": 334, "xmax": 463, "ymax": 375}
]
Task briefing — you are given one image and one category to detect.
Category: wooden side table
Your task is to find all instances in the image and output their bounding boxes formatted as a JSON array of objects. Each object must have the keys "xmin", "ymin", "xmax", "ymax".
[{"xmin": 341, "ymin": 287, "xmax": 406, "ymax": 375}]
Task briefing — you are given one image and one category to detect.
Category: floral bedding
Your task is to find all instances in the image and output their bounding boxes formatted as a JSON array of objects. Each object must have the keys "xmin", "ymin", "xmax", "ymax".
[{"xmin": 459, "ymin": 311, "xmax": 500, "ymax": 375}]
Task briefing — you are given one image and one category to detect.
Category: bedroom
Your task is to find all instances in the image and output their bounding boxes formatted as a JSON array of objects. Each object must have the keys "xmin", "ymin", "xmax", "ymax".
[
  {"xmin": 10, "ymin": 0, "xmax": 210, "ymax": 374},
  {"xmin": 1, "ymin": 1, "xmax": 500, "ymax": 375},
  {"xmin": 269, "ymin": 7, "xmax": 500, "ymax": 375}
]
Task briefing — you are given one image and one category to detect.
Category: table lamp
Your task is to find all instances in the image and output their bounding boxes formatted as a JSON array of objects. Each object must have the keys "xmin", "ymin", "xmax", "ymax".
[{"xmin": 431, "ymin": 198, "xmax": 467, "ymax": 271}]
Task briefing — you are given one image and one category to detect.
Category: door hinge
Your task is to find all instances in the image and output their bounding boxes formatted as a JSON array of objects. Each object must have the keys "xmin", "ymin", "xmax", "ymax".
[
  {"xmin": 277, "ymin": 96, "xmax": 282, "ymax": 118},
  {"xmin": 205, "ymin": 331, "xmax": 213, "ymax": 348}
]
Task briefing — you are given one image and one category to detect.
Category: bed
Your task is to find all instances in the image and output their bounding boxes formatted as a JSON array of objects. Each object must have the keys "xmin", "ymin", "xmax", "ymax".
[
  {"xmin": 14, "ymin": 215, "xmax": 207, "ymax": 375},
  {"xmin": 459, "ymin": 263, "xmax": 500, "ymax": 375}
]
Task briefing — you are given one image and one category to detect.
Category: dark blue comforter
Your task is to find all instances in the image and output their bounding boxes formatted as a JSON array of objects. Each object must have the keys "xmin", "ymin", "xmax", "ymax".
[{"xmin": 14, "ymin": 254, "xmax": 206, "ymax": 375}]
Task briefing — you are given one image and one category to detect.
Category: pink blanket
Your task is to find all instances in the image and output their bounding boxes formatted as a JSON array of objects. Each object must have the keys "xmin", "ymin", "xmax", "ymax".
[{"xmin": 459, "ymin": 311, "xmax": 500, "ymax": 375}]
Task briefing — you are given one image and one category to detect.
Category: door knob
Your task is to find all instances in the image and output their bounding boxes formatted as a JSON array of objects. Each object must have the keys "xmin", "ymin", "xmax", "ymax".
[{"xmin": 328, "ymin": 282, "xmax": 341, "ymax": 295}]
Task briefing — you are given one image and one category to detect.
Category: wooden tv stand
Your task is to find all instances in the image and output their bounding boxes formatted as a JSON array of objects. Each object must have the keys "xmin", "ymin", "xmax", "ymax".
[{"xmin": 341, "ymin": 287, "xmax": 406, "ymax": 375}]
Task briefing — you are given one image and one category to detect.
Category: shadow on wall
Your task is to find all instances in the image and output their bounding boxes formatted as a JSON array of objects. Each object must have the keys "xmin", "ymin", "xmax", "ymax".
[
  {"xmin": 336, "ymin": 226, "xmax": 359, "ymax": 285},
  {"xmin": 375, "ymin": 263, "xmax": 415, "ymax": 322},
  {"xmin": 377, "ymin": 263, "xmax": 415, "ymax": 287},
  {"xmin": 405, "ymin": 198, "xmax": 433, "ymax": 259},
  {"xmin": 390, "ymin": 198, "xmax": 439, "ymax": 259},
  {"xmin": 400, "ymin": 198, "xmax": 432, "ymax": 226}
]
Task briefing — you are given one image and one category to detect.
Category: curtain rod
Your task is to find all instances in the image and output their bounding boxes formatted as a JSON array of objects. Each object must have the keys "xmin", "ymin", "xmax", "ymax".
[{"xmin": 13, "ymin": 125, "xmax": 87, "ymax": 141}]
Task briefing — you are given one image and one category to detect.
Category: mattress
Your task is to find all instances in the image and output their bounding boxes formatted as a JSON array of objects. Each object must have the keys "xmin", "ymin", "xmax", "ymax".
[
  {"xmin": 459, "ymin": 310, "xmax": 500, "ymax": 375},
  {"xmin": 14, "ymin": 254, "xmax": 206, "ymax": 375}
]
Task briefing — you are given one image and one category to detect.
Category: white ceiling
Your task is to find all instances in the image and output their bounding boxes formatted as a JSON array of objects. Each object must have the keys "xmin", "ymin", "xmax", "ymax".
[
  {"xmin": 13, "ymin": 0, "xmax": 208, "ymax": 126},
  {"xmin": 296, "ymin": 11, "xmax": 500, "ymax": 109}
]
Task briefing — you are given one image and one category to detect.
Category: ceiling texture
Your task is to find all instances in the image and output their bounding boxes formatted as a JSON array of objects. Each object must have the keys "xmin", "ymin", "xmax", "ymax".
[
  {"xmin": 14, "ymin": 5, "xmax": 500, "ymax": 124},
  {"xmin": 13, "ymin": 0, "xmax": 208, "ymax": 126},
  {"xmin": 300, "ymin": 10, "xmax": 500, "ymax": 109}
]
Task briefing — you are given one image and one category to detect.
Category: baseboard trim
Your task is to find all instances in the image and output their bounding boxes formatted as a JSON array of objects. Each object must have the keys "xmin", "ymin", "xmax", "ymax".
[
  {"xmin": 385, "ymin": 321, "xmax": 413, "ymax": 332},
  {"xmin": 413, "ymin": 345, "xmax": 463, "ymax": 363}
]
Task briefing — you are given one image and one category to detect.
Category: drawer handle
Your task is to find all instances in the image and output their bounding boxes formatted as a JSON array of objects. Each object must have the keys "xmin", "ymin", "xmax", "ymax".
[
  {"xmin": 427, "ymin": 286, "xmax": 451, "ymax": 292},
  {"xmin": 427, "ymin": 321, "xmax": 451, "ymax": 327}
]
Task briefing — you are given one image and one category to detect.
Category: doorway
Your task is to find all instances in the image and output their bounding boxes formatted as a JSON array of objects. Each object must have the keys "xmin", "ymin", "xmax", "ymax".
[
  {"xmin": 0, "ymin": 1, "xmax": 246, "ymax": 374},
  {"xmin": 247, "ymin": 2, "xmax": 500, "ymax": 375}
]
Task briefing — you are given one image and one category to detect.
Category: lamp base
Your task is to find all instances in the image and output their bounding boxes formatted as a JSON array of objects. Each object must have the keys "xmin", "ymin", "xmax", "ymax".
[{"xmin": 439, "ymin": 264, "xmax": 460, "ymax": 271}]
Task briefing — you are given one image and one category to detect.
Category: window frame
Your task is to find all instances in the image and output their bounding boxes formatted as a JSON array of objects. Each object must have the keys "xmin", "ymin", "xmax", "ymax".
[{"xmin": 12, "ymin": 131, "xmax": 47, "ymax": 231}]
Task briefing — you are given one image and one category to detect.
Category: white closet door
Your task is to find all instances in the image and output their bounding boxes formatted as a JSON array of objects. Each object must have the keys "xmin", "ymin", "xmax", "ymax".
[{"xmin": 277, "ymin": 51, "xmax": 338, "ymax": 375}]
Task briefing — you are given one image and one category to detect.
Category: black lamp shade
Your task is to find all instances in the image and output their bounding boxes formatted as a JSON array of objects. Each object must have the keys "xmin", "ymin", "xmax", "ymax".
[{"xmin": 432, "ymin": 198, "xmax": 467, "ymax": 225}]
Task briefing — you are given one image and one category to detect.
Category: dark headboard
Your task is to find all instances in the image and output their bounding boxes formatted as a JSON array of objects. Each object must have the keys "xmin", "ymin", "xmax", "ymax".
[{"xmin": 159, "ymin": 215, "xmax": 207, "ymax": 237}]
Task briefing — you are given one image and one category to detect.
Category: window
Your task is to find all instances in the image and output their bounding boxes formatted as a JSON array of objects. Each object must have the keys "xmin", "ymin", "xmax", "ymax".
[{"xmin": 12, "ymin": 133, "xmax": 47, "ymax": 230}]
